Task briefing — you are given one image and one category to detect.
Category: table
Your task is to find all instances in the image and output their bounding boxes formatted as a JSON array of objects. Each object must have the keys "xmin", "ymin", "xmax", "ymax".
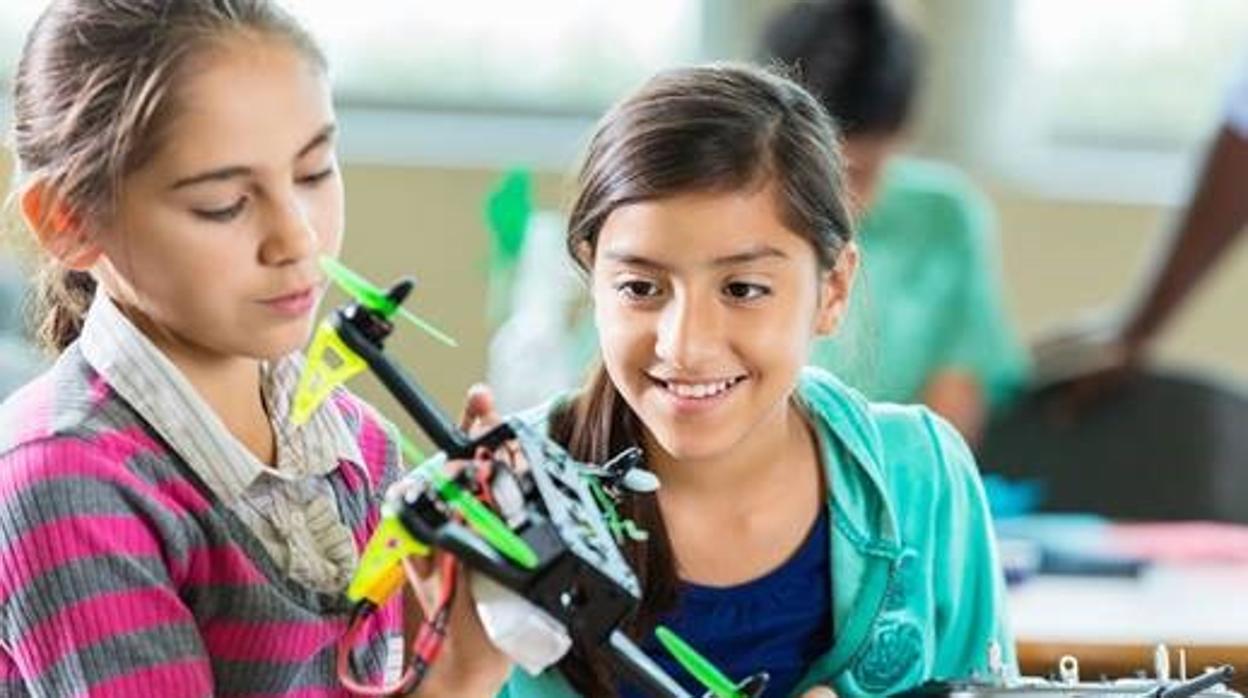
[{"xmin": 1008, "ymin": 564, "xmax": 1248, "ymax": 688}]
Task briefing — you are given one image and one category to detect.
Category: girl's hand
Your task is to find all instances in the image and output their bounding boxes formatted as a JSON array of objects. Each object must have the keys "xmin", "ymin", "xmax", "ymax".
[
  {"xmin": 407, "ymin": 384, "xmax": 513, "ymax": 698},
  {"xmin": 800, "ymin": 687, "xmax": 838, "ymax": 698}
]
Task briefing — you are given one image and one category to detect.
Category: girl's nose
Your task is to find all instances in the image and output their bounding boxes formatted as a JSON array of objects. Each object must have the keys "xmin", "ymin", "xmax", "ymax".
[
  {"xmin": 259, "ymin": 193, "xmax": 316, "ymax": 266},
  {"xmin": 654, "ymin": 290, "xmax": 722, "ymax": 370}
]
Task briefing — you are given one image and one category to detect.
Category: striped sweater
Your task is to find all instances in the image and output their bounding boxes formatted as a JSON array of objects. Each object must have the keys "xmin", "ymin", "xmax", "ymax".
[{"xmin": 0, "ymin": 345, "xmax": 404, "ymax": 697}]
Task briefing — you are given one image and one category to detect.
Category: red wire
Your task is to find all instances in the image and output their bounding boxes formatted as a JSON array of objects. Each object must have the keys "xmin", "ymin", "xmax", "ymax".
[
  {"xmin": 336, "ymin": 553, "xmax": 458, "ymax": 695},
  {"xmin": 339, "ymin": 455, "xmax": 505, "ymax": 695}
]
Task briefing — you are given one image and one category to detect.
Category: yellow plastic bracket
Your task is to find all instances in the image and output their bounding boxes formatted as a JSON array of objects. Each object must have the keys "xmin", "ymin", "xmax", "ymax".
[
  {"xmin": 292, "ymin": 320, "xmax": 367, "ymax": 426},
  {"xmin": 347, "ymin": 512, "xmax": 432, "ymax": 607}
]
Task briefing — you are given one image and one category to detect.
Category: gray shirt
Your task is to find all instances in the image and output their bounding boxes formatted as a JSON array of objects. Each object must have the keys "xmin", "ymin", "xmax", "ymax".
[{"xmin": 78, "ymin": 292, "xmax": 368, "ymax": 593}]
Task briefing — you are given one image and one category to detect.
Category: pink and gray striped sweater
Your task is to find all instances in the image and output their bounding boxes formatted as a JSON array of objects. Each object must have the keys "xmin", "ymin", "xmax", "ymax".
[{"xmin": 0, "ymin": 345, "xmax": 405, "ymax": 697}]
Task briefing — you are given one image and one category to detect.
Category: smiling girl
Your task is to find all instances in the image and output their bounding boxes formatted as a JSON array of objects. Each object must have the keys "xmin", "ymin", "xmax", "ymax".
[{"xmin": 488, "ymin": 64, "xmax": 1015, "ymax": 698}]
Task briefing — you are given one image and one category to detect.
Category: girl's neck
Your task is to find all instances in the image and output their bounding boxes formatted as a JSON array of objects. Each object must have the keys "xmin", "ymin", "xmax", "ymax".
[
  {"xmin": 167, "ymin": 343, "xmax": 276, "ymax": 467},
  {"xmin": 121, "ymin": 303, "xmax": 276, "ymax": 466},
  {"xmin": 645, "ymin": 398, "xmax": 826, "ymax": 586}
]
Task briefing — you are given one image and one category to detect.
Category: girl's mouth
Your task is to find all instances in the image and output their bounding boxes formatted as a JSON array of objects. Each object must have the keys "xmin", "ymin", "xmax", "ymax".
[{"xmin": 647, "ymin": 373, "xmax": 749, "ymax": 410}]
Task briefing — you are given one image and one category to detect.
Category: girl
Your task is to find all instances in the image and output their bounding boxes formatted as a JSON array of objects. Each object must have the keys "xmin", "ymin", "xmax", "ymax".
[
  {"xmin": 0, "ymin": 1, "xmax": 437, "ymax": 695},
  {"xmin": 454, "ymin": 64, "xmax": 1015, "ymax": 698}
]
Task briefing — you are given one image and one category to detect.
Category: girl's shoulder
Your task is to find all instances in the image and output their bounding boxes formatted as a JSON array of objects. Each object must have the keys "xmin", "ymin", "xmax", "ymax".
[
  {"xmin": 798, "ymin": 366, "xmax": 980, "ymax": 501},
  {"xmin": 0, "ymin": 357, "xmax": 213, "ymax": 549},
  {"xmin": 0, "ymin": 345, "xmax": 147, "ymax": 458}
]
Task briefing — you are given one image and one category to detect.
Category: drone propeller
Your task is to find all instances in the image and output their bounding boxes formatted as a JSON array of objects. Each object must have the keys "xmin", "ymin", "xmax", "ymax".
[
  {"xmin": 655, "ymin": 626, "xmax": 766, "ymax": 698},
  {"xmin": 319, "ymin": 255, "xmax": 457, "ymax": 348},
  {"xmin": 292, "ymin": 256, "xmax": 457, "ymax": 425}
]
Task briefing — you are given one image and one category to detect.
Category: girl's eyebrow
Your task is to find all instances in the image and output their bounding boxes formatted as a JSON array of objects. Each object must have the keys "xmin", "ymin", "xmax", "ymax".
[
  {"xmin": 709, "ymin": 245, "xmax": 789, "ymax": 267},
  {"xmin": 170, "ymin": 123, "xmax": 337, "ymax": 191},
  {"xmin": 171, "ymin": 165, "xmax": 250, "ymax": 191},
  {"xmin": 296, "ymin": 123, "xmax": 336, "ymax": 158},
  {"xmin": 601, "ymin": 244, "xmax": 788, "ymax": 271},
  {"xmin": 601, "ymin": 251, "xmax": 669, "ymax": 272}
]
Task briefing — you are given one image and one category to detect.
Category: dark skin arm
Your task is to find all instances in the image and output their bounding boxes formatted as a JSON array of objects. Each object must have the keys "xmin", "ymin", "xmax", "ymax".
[
  {"xmin": 1116, "ymin": 125, "xmax": 1248, "ymax": 361},
  {"xmin": 1033, "ymin": 123, "xmax": 1248, "ymax": 390}
]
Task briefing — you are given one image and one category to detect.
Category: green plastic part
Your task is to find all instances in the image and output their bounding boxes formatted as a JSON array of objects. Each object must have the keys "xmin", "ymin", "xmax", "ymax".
[
  {"xmin": 430, "ymin": 470, "xmax": 538, "ymax": 570},
  {"xmin": 320, "ymin": 255, "xmax": 395, "ymax": 314},
  {"xmin": 655, "ymin": 625, "xmax": 742, "ymax": 698},
  {"xmin": 403, "ymin": 449, "xmax": 538, "ymax": 572},
  {"xmin": 397, "ymin": 305, "xmax": 458, "ymax": 348},
  {"xmin": 319, "ymin": 255, "xmax": 457, "ymax": 347},
  {"xmin": 485, "ymin": 170, "xmax": 533, "ymax": 271}
]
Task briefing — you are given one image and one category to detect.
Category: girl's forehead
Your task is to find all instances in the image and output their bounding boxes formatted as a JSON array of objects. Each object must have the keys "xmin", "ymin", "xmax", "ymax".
[
  {"xmin": 149, "ymin": 39, "xmax": 332, "ymax": 173},
  {"xmin": 596, "ymin": 187, "xmax": 814, "ymax": 266}
]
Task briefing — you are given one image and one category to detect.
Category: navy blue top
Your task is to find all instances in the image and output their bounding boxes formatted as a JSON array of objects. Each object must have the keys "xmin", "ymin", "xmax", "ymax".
[{"xmin": 620, "ymin": 506, "xmax": 833, "ymax": 698}]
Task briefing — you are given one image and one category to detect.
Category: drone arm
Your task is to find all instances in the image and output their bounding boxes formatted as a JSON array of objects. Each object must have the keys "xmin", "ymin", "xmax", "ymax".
[
  {"xmin": 334, "ymin": 309, "xmax": 472, "ymax": 457},
  {"xmin": 606, "ymin": 630, "xmax": 696, "ymax": 698}
]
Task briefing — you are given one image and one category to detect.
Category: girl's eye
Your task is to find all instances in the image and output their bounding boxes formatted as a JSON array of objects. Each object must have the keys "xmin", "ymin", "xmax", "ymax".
[
  {"xmin": 193, "ymin": 198, "xmax": 246, "ymax": 222},
  {"xmin": 297, "ymin": 166, "xmax": 335, "ymax": 185},
  {"xmin": 616, "ymin": 279, "xmax": 661, "ymax": 300},
  {"xmin": 724, "ymin": 281, "xmax": 770, "ymax": 301}
]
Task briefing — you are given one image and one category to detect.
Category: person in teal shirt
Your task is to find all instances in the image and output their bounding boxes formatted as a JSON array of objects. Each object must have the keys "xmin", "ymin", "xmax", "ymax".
[
  {"xmin": 417, "ymin": 64, "xmax": 1013, "ymax": 698},
  {"xmin": 498, "ymin": 367, "xmax": 1014, "ymax": 698},
  {"xmin": 762, "ymin": 0, "xmax": 1029, "ymax": 444}
]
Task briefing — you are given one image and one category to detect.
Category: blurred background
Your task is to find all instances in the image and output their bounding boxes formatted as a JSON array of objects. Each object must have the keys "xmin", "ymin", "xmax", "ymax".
[
  {"xmin": 3, "ymin": 0, "xmax": 1248, "ymax": 684},
  {"xmin": 6, "ymin": 0, "xmax": 1245, "ymax": 410}
]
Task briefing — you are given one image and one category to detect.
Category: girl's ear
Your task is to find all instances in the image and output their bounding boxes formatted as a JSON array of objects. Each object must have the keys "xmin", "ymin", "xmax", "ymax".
[
  {"xmin": 814, "ymin": 242, "xmax": 858, "ymax": 336},
  {"xmin": 20, "ymin": 182, "xmax": 102, "ymax": 270},
  {"xmin": 573, "ymin": 238, "xmax": 594, "ymax": 270}
]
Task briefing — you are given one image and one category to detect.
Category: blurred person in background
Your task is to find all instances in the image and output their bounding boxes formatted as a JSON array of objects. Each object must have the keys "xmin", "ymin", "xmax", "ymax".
[
  {"xmin": 760, "ymin": 0, "xmax": 1029, "ymax": 445},
  {"xmin": 1035, "ymin": 52, "xmax": 1248, "ymax": 388}
]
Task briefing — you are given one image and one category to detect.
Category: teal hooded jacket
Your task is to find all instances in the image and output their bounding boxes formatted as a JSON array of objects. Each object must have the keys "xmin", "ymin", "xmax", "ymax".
[{"xmin": 498, "ymin": 367, "xmax": 1015, "ymax": 697}]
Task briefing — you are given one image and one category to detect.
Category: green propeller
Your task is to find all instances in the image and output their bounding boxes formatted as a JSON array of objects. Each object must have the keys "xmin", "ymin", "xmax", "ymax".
[
  {"xmin": 319, "ymin": 255, "xmax": 457, "ymax": 347},
  {"xmin": 431, "ymin": 469, "xmax": 538, "ymax": 570},
  {"xmin": 402, "ymin": 438, "xmax": 539, "ymax": 571},
  {"xmin": 655, "ymin": 626, "xmax": 743, "ymax": 698}
]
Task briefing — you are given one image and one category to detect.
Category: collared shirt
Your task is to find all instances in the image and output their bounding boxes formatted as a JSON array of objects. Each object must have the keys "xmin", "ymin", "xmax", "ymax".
[{"xmin": 78, "ymin": 292, "xmax": 365, "ymax": 593}]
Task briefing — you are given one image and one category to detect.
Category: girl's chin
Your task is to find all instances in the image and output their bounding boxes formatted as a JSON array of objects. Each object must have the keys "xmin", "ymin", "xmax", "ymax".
[
  {"xmin": 249, "ymin": 326, "xmax": 316, "ymax": 361},
  {"xmin": 644, "ymin": 425, "xmax": 737, "ymax": 464}
]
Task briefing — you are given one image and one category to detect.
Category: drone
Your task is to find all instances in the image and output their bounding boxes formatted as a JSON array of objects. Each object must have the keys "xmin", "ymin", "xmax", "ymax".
[{"xmin": 293, "ymin": 257, "xmax": 768, "ymax": 698}]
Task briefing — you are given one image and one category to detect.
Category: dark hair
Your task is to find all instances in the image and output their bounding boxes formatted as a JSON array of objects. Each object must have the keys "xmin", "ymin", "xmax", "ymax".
[
  {"xmin": 550, "ymin": 62, "xmax": 854, "ymax": 696},
  {"xmin": 759, "ymin": 0, "xmax": 922, "ymax": 137},
  {"xmin": 8, "ymin": 0, "xmax": 326, "ymax": 351}
]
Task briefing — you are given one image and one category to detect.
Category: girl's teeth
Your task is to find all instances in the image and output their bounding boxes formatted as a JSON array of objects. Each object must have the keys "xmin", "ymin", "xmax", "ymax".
[{"xmin": 667, "ymin": 378, "xmax": 738, "ymax": 399}]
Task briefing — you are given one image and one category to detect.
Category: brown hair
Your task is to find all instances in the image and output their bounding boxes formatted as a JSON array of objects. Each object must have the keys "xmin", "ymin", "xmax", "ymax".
[
  {"xmin": 551, "ymin": 62, "xmax": 854, "ymax": 695},
  {"xmin": 8, "ymin": 0, "xmax": 325, "ymax": 351}
]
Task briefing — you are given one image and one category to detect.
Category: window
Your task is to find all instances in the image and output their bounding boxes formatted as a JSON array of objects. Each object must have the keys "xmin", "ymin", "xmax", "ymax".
[
  {"xmin": 1013, "ymin": 0, "xmax": 1247, "ymax": 150},
  {"xmin": 301, "ymin": 0, "xmax": 702, "ymax": 114},
  {"xmin": 1, "ymin": 1, "xmax": 708, "ymax": 167},
  {"xmin": 981, "ymin": 0, "xmax": 1248, "ymax": 201},
  {"xmin": 1, "ymin": 1, "xmax": 703, "ymax": 115}
]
